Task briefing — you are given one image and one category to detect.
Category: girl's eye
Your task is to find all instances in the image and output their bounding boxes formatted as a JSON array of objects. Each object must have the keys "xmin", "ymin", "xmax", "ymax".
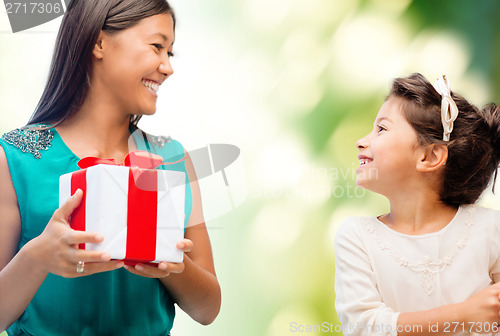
[{"xmin": 377, "ymin": 125, "xmax": 386, "ymax": 133}]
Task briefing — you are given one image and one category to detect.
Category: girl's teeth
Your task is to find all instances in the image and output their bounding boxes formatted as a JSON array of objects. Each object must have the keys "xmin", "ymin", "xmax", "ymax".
[{"xmin": 360, "ymin": 159, "xmax": 371, "ymax": 165}]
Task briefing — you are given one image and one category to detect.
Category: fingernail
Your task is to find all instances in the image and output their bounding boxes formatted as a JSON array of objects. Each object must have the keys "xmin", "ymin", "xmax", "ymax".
[
  {"xmin": 116, "ymin": 261, "xmax": 124, "ymax": 268},
  {"xmin": 178, "ymin": 242, "xmax": 184, "ymax": 249},
  {"xmin": 159, "ymin": 263, "xmax": 168, "ymax": 271},
  {"xmin": 135, "ymin": 264, "xmax": 144, "ymax": 271},
  {"xmin": 95, "ymin": 234, "xmax": 104, "ymax": 241}
]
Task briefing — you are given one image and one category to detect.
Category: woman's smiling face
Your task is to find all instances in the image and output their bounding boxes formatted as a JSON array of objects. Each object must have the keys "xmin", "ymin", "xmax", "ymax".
[
  {"xmin": 92, "ymin": 13, "xmax": 175, "ymax": 116},
  {"xmin": 355, "ymin": 97, "xmax": 423, "ymax": 196}
]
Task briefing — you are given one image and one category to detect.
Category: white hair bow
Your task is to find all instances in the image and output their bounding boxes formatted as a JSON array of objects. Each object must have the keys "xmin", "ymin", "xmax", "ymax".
[{"xmin": 433, "ymin": 75, "xmax": 459, "ymax": 141}]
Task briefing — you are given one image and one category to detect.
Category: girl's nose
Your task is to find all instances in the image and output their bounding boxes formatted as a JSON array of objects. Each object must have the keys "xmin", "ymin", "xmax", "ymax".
[{"xmin": 356, "ymin": 136, "xmax": 367, "ymax": 149}]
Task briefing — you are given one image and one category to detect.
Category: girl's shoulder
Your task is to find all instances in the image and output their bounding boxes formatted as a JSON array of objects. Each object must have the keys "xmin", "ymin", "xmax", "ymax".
[
  {"xmin": 338, "ymin": 215, "xmax": 379, "ymax": 231},
  {"xmin": 471, "ymin": 204, "xmax": 500, "ymax": 224},
  {"xmin": 336, "ymin": 206, "xmax": 500, "ymax": 235},
  {"xmin": 334, "ymin": 215, "xmax": 378, "ymax": 247},
  {"xmin": 334, "ymin": 206, "xmax": 500, "ymax": 254}
]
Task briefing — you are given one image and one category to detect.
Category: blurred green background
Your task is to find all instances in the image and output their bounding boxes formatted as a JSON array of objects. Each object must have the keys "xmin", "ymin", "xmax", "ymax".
[{"xmin": 2, "ymin": 0, "xmax": 500, "ymax": 335}]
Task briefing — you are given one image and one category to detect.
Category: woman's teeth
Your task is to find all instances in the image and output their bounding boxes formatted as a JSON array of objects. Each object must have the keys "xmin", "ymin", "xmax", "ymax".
[{"xmin": 142, "ymin": 79, "xmax": 159, "ymax": 93}]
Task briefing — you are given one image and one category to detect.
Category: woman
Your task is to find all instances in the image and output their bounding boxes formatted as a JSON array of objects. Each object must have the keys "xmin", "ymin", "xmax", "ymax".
[{"xmin": 0, "ymin": 0, "xmax": 221, "ymax": 335}]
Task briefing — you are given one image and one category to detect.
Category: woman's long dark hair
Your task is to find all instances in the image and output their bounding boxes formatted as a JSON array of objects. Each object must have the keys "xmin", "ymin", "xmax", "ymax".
[{"xmin": 28, "ymin": 0, "xmax": 175, "ymax": 127}]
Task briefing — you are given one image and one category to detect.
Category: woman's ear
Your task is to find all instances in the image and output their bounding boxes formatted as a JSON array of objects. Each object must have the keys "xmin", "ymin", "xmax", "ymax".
[
  {"xmin": 416, "ymin": 144, "xmax": 448, "ymax": 172},
  {"xmin": 93, "ymin": 31, "xmax": 106, "ymax": 60}
]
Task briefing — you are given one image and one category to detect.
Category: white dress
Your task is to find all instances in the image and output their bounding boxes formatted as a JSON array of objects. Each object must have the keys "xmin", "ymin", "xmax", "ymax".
[{"xmin": 334, "ymin": 205, "xmax": 500, "ymax": 336}]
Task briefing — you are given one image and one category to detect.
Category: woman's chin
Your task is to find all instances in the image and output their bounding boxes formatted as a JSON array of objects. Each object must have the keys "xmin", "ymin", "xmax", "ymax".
[{"xmin": 136, "ymin": 109, "xmax": 157, "ymax": 117}]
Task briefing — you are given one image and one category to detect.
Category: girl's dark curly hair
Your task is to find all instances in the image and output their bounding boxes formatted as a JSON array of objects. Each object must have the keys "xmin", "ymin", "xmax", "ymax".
[{"xmin": 389, "ymin": 73, "xmax": 500, "ymax": 207}]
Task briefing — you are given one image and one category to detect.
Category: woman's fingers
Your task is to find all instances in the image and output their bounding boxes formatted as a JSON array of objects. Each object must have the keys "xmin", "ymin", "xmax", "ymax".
[
  {"xmin": 62, "ymin": 230, "xmax": 104, "ymax": 246},
  {"xmin": 122, "ymin": 239, "xmax": 192, "ymax": 279},
  {"xmin": 50, "ymin": 194, "xmax": 193, "ymax": 279},
  {"xmin": 54, "ymin": 189, "xmax": 83, "ymax": 222},
  {"xmin": 177, "ymin": 239, "xmax": 193, "ymax": 253},
  {"xmin": 51, "ymin": 249, "xmax": 120, "ymax": 277},
  {"xmin": 64, "ymin": 260, "xmax": 124, "ymax": 278},
  {"xmin": 124, "ymin": 264, "xmax": 170, "ymax": 278},
  {"xmin": 35, "ymin": 189, "xmax": 127, "ymax": 277},
  {"xmin": 81, "ymin": 260, "xmax": 124, "ymax": 275},
  {"xmin": 72, "ymin": 249, "xmax": 111, "ymax": 263},
  {"xmin": 159, "ymin": 261, "xmax": 185, "ymax": 274},
  {"xmin": 123, "ymin": 262, "xmax": 175, "ymax": 278},
  {"xmin": 123, "ymin": 261, "xmax": 185, "ymax": 279}
]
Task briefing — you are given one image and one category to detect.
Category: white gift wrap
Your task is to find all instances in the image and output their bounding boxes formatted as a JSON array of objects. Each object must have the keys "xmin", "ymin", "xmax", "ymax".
[{"xmin": 59, "ymin": 164, "xmax": 186, "ymax": 263}]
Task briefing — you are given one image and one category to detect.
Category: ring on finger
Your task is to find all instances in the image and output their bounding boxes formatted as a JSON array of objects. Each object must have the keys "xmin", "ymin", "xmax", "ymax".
[{"xmin": 76, "ymin": 261, "xmax": 85, "ymax": 274}]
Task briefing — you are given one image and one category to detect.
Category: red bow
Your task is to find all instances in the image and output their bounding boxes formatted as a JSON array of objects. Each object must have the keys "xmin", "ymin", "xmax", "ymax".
[{"xmin": 78, "ymin": 151, "xmax": 164, "ymax": 170}]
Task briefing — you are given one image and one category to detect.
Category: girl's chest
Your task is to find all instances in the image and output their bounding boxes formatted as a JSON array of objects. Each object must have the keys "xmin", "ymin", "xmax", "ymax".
[{"xmin": 364, "ymin": 219, "xmax": 492, "ymax": 311}]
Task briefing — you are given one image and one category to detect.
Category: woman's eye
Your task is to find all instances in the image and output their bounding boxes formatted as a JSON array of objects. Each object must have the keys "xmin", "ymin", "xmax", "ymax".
[
  {"xmin": 152, "ymin": 43, "xmax": 165, "ymax": 50},
  {"xmin": 377, "ymin": 125, "xmax": 386, "ymax": 133},
  {"xmin": 167, "ymin": 51, "xmax": 174, "ymax": 57}
]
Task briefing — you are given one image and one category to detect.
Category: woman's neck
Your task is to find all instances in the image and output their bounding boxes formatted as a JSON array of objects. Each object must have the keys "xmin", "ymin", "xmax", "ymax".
[
  {"xmin": 380, "ymin": 191, "xmax": 459, "ymax": 235},
  {"xmin": 56, "ymin": 96, "xmax": 135, "ymax": 162}
]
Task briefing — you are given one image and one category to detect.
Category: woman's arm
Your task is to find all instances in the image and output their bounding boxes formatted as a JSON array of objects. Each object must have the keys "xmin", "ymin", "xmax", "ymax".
[
  {"xmin": 160, "ymin": 222, "xmax": 221, "ymax": 325},
  {"xmin": 124, "ymin": 151, "xmax": 221, "ymax": 325},
  {"xmin": 0, "ymin": 145, "xmax": 46, "ymax": 330},
  {"xmin": 0, "ymin": 146, "xmax": 123, "ymax": 331},
  {"xmin": 161, "ymin": 150, "xmax": 221, "ymax": 324}
]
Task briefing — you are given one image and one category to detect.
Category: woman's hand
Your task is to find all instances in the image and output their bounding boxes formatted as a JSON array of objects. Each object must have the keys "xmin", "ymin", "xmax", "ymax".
[
  {"xmin": 123, "ymin": 239, "xmax": 193, "ymax": 278},
  {"xmin": 28, "ymin": 189, "xmax": 124, "ymax": 278}
]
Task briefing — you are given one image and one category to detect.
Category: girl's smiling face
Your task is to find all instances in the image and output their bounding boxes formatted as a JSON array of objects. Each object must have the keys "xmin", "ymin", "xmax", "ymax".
[
  {"xmin": 355, "ymin": 97, "xmax": 423, "ymax": 195},
  {"xmin": 92, "ymin": 13, "xmax": 175, "ymax": 116}
]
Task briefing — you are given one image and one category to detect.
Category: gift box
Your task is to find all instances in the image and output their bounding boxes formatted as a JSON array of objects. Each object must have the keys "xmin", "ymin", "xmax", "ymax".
[{"xmin": 59, "ymin": 151, "xmax": 186, "ymax": 264}]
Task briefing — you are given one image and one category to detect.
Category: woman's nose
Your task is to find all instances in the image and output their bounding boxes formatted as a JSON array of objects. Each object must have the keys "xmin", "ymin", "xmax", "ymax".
[{"xmin": 159, "ymin": 57, "xmax": 174, "ymax": 78}]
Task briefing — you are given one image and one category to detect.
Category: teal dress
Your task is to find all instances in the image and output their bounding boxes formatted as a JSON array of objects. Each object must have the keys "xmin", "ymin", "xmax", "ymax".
[{"xmin": 0, "ymin": 124, "xmax": 192, "ymax": 336}]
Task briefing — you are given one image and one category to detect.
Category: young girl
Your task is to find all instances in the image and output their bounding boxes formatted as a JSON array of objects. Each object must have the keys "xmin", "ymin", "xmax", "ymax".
[
  {"xmin": 335, "ymin": 73, "xmax": 500, "ymax": 335},
  {"xmin": 0, "ymin": 0, "xmax": 220, "ymax": 335}
]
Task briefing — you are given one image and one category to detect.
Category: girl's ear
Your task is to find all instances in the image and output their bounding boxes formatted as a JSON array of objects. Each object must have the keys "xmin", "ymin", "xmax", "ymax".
[
  {"xmin": 416, "ymin": 144, "xmax": 448, "ymax": 172},
  {"xmin": 93, "ymin": 31, "xmax": 106, "ymax": 60}
]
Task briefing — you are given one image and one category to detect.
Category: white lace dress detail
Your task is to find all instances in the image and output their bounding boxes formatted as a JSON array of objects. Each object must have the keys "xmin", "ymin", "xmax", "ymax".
[{"xmin": 362, "ymin": 207, "xmax": 474, "ymax": 296}]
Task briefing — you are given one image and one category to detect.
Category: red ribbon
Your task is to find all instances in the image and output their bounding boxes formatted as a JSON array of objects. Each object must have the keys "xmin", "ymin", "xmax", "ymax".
[
  {"xmin": 70, "ymin": 170, "xmax": 87, "ymax": 250},
  {"xmin": 70, "ymin": 151, "xmax": 167, "ymax": 263},
  {"xmin": 78, "ymin": 150, "xmax": 164, "ymax": 170}
]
